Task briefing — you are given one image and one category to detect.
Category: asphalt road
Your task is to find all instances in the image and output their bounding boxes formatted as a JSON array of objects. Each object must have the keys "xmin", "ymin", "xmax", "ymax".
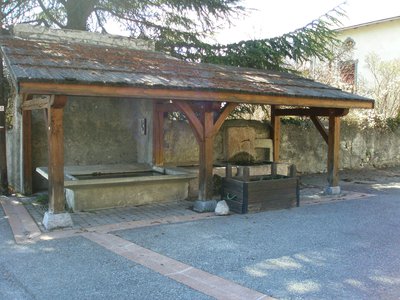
[
  {"xmin": 1, "ymin": 168, "xmax": 400, "ymax": 299},
  {"xmin": 117, "ymin": 193, "xmax": 400, "ymax": 299}
]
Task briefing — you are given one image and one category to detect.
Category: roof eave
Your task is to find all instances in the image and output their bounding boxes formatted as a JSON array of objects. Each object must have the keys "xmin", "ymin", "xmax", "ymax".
[{"xmin": 18, "ymin": 81, "xmax": 375, "ymax": 110}]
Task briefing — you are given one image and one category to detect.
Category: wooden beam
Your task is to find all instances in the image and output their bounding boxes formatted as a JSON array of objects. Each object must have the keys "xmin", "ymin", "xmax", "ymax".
[
  {"xmin": 152, "ymin": 104, "xmax": 164, "ymax": 166},
  {"xmin": 155, "ymin": 102, "xmax": 221, "ymax": 113},
  {"xmin": 22, "ymin": 110, "xmax": 32, "ymax": 195},
  {"xmin": 19, "ymin": 82, "xmax": 375, "ymax": 109},
  {"xmin": 47, "ymin": 95, "xmax": 67, "ymax": 213},
  {"xmin": 271, "ymin": 105, "xmax": 281, "ymax": 162},
  {"xmin": 274, "ymin": 108, "xmax": 349, "ymax": 117},
  {"xmin": 327, "ymin": 115, "xmax": 341, "ymax": 188},
  {"xmin": 310, "ymin": 116, "xmax": 329, "ymax": 144}
]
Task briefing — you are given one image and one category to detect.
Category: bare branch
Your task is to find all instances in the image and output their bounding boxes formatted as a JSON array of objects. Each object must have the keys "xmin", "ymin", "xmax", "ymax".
[{"xmin": 37, "ymin": 0, "xmax": 65, "ymax": 28}]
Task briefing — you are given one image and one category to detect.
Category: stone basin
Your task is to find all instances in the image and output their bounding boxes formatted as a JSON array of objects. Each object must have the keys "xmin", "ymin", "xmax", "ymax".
[{"xmin": 36, "ymin": 163, "xmax": 197, "ymax": 211}]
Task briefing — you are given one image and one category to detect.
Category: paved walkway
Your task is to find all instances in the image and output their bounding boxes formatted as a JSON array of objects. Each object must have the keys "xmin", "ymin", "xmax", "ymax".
[
  {"xmin": 1, "ymin": 167, "xmax": 399, "ymax": 299},
  {"xmin": 21, "ymin": 198, "xmax": 198, "ymax": 232}
]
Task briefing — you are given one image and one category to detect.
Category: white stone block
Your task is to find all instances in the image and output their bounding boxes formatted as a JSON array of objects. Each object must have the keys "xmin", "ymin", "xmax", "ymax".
[
  {"xmin": 325, "ymin": 186, "xmax": 341, "ymax": 195},
  {"xmin": 43, "ymin": 212, "xmax": 73, "ymax": 231},
  {"xmin": 215, "ymin": 200, "xmax": 230, "ymax": 216}
]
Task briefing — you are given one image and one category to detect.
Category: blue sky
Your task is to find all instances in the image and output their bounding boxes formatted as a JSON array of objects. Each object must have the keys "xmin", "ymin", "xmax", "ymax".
[{"xmin": 212, "ymin": 0, "xmax": 400, "ymax": 43}]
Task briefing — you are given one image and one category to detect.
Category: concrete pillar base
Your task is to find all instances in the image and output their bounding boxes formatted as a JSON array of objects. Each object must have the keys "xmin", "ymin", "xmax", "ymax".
[
  {"xmin": 43, "ymin": 211, "xmax": 73, "ymax": 231},
  {"xmin": 325, "ymin": 186, "xmax": 341, "ymax": 195},
  {"xmin": 193, "ymin": 200, "xmax": 217, "ymax": 213}
]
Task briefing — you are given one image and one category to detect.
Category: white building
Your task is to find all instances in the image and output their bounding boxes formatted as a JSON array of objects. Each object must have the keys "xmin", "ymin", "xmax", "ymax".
[{"xmin": 336, "ymin": 15, "xmax": 400, "ymax": 87}]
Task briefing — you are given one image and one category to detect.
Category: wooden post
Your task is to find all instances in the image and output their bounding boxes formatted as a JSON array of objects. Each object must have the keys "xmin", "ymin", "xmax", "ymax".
[
  {"xmin": 22, "ymin": 110, "xmax": 32, "ymax": 195},
  {"xmin": 153, "ymin": 104, "xmax": 164, "ymax": 166},
  {"xmin": 47, "ymin": 96, "xmax": 67, "ymax": 213},
  {"xmin": 327, "ymin": 115, "xmax": 340, "ymax": 188},
  {"xmin": 198, "ymin": 105, "xmax": 214, "ymax": 200},
  {"xmin": 174, "ymin": 101, "xmax": 237, "ymax": 201},
  {"xmin": 271, "ymin": 105, "xmax": 281, "ymax": 162}
]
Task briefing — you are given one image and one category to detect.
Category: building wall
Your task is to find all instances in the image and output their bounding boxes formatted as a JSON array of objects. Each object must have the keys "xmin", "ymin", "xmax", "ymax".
[{"xmin": 337, "ymin": 18, "xmax": 400, "ymax": 85}]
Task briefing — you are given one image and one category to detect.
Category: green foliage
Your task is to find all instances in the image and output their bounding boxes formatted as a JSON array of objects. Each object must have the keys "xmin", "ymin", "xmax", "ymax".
[
  {"xmin": 0, "ymin": 1, "xmax": 36, "ymax": 28},
  {"xmin": 281, "ymin": 116, "xmax": 313, "ymax": 128},
  {"xmin": 7, "ymin": 0, "xmax": 243, "ymax": 34},
  {"xmin": 164, "ymin": 5, "xmax": 344, "ymax": 72},
  {"xmin": 2, "ymin": 1, "xmax": 343, "ymax": 74},
  {"xmin": 34, "ymin": 193, "xmax": 49, "ymax": 205},
  {"xmin": 228, "ymin": 151, "xmax": 255, "ymax": 165},
  {"xmin": 386, "ymin": 116, "xmax": 400, "ymax": 131}
]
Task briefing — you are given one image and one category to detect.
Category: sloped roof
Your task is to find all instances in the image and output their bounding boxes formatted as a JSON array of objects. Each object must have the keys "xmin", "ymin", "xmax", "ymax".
[
  {"xmin": 338, "ymin": 15, "xmax": 400, "ymax": 32},
  {"xmin": 0, "ymin": 34, "xmax": 374, "ymax": 109}
]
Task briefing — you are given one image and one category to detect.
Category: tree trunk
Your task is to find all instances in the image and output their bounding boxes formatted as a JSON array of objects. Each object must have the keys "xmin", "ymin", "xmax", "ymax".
[{"xmin": 65, "ymin": 0, "xmax": 96, "ymax": 30}]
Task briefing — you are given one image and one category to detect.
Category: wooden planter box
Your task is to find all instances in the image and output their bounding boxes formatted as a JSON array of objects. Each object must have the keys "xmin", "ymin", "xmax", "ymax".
[{"xmin": 222, "ymin": 165, "xmax": 299, "ymax": 214}]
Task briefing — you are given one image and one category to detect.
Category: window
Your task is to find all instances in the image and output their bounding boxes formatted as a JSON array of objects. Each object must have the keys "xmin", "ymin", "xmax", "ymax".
[{"xmin": 339, "ymin": 60, "xmax": 357, "ymax": 87}]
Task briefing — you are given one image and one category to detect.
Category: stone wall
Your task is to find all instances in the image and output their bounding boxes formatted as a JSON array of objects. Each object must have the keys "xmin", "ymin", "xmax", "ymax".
[
  {"xmin": 164, "ymin": 119, "xmax": 400, "ymax": 174},
  {"xmin": 7, "ymin": 96, "xmax": 153, "ymax": 192},
  {"xmin": 163, "ymin": 119, "xmax": 271, "ymax": 165}
]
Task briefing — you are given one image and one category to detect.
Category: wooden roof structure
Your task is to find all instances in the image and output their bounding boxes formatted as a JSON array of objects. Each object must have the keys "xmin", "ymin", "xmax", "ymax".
[{"xmin": 0, "ymin": 30, "xmax": 374, "ymax": 217}]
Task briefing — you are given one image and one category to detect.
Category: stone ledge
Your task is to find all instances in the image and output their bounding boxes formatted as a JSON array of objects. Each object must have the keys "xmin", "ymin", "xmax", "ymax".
[
  {"xmin": 193, "ymin": 200, "xmax": 217, "ymax": 213},
  {"xmin": 12, "ymin": 24, "xmax": 155, "ymax": 51}
]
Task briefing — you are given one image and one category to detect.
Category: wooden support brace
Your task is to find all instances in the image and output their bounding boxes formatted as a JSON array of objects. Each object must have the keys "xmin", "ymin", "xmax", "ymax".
[
  {"xmin": 173, "ymin": 101, "xmax": 204, "ymax": 143},
  {"xmin": 310, "ymin": 116, "xmax": 329, "ymax": 144},
  {"xmin": 173, "ymin": 101, "xmax": 237, "ymax": 201}
]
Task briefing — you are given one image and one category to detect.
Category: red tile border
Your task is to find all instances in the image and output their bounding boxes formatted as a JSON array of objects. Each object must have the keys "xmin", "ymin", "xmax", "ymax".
[
  {"xmin": 84, "ymin": 232, "xmax": 274, "ymax": 300},
  {"xmin": 0, "ymin": 196, "xmax": 41, "ymax": 244}
]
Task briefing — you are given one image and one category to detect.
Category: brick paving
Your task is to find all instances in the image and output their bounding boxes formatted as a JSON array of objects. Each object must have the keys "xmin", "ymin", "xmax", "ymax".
[{"xmin": 19, "ymin": 195, "xmax": 198, "ymax": 232}]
